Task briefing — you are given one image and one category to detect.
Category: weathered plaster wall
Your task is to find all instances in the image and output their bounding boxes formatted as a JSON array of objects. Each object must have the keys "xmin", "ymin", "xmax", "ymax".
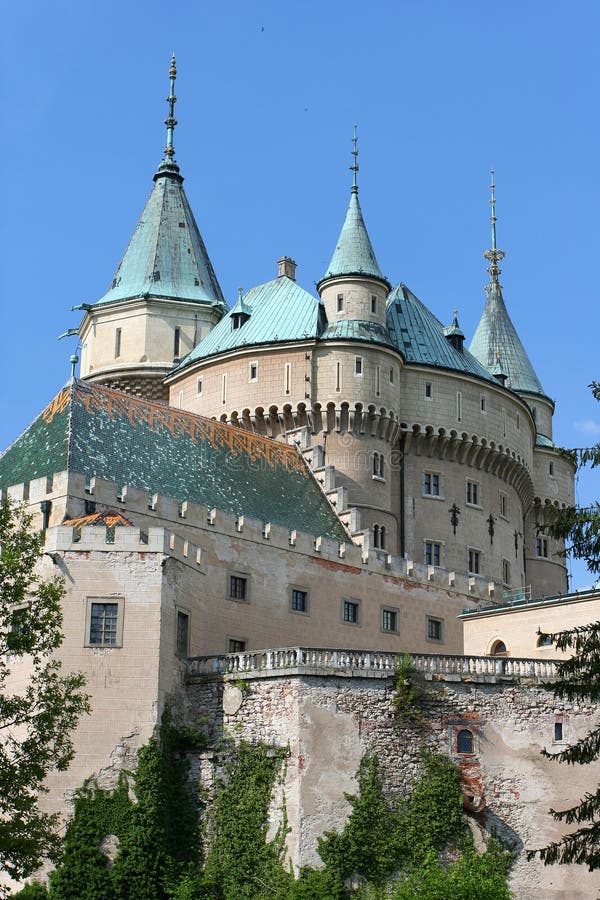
[{"xmin": 192, "ymin": 669, "xmax": 600, "ymax": 899}]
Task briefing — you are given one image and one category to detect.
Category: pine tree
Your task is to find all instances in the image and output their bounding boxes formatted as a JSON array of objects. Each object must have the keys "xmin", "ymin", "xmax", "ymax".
[{"xmin": 528, "ymin": 381, "xmax": 600, "ymax": 869}]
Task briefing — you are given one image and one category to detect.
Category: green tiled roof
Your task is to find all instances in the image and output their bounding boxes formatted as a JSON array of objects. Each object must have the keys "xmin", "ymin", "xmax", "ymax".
[
  {"xmin": 469, "ymin": 283, "xmax": 545, "ymax": 396},
  {"xmin": 0, "ymin": 382, "xmax": 346, "ymax": 542},
  {"xmin": 93, "ymin": 167, "xmax": 225, "ymax": 308},
  {"xmin": 536, "ymin": 433, "xmax": 556, "ymax": 449},
  {"xmin": 174, "ymin": 276, "xmax": 324, "ymax": 370},
  {"xmin": 386, "ymin": 284, "xmax": 498, "ymax": 382},
  {"xmin": 319, "ymin": 189, "xmax": 389, "ymax": 287}
]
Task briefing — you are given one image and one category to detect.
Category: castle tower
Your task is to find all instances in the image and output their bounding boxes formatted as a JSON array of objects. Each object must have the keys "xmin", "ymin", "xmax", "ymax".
[
  {"xmin": 77, "ymin": 56, "xmax": 226, "ymax": 402},
  {"xmin": 469, "ymin": 174, "xmax": 574, "ymax": 595}
]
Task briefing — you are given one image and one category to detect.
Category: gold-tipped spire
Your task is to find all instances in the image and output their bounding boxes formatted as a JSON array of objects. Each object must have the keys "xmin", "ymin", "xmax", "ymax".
[
  {"xmin": 350, "ymin": 125, "xmax": 359, "ymax": 193},
  {"xmin": 164, "ymin": 54, "xmax": 178, "ymax": 160},
  {"xmin": 483, "ymin": 169, "xmax": 505, "ymax": 285}
]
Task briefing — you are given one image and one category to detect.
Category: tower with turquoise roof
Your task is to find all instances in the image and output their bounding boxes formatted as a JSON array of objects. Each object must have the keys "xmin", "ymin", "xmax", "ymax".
[{"xmin": 77, "ymin": 56, "xmax": 226, "ymax": 401}]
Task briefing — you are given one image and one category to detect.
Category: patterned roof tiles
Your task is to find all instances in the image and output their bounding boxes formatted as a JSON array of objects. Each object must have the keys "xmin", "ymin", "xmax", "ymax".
[
  {"xmin": 319, "ymin": 190, "xmax": 389, "ymax": 287},
  {"xmin": 0, "ymin": 382, "xmax": 347, "ymax": 542}
]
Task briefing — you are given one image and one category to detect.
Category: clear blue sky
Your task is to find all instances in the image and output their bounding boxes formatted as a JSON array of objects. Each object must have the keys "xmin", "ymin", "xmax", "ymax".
[{"xmin": 2, "ymin": 0, "xmax": 599, "ymax": 587}]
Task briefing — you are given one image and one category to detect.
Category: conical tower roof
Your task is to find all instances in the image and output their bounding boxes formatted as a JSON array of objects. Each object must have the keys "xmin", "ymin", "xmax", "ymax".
[
  {"xmin": 468, "ymin": 173, "xmax": 545, "ymax": 396},
  {"xmin": 318, "ymin": 129, "xmax": 389, "ymax": 289},
  {"xmin": 94, "ymin": 57, "xmax": 225, "ymax": 309}
]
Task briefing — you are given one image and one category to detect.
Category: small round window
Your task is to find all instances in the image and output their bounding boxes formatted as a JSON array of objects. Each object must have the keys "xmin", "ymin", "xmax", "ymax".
[{"xmin": 457, "ymin": 729, "xmax": 474, "ymax": 754}]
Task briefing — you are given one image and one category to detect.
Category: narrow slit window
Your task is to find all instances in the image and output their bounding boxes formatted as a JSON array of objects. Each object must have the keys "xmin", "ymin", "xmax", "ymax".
[
  {"xmin": 336, "ymin": 361, "xmax": 341, "ymax": 392},
  {"xmin": 456, "ymin": 391, "xmax": 462, "ymax": 422},
  {"xmin": 284, "ymin": 363, "xmax": 291, "ymax": 395},
  {"xmin": 114, "ymin": 328, "xmax": 122, "ymax": 358},
  {"xmin": 221, "ymin": 373, "xmax": 227, "ymax": 404},
  {"xmin": 375, "ymin": 365, "xmax": 381, "ymax": 396},
  {"xmin": 173, "ymin": 327, "xmax": 181, "ymax": 359}
]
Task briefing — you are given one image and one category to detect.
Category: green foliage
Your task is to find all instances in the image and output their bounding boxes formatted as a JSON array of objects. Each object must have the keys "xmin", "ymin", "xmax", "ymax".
[
  {"xmin": 527, "ymin": 620, "xmax": 600, "ymax": 869},
  {"xmin": 392, "ymin": 653, "xmax": 428, "ymax": 724},
  {"xmin": 11, "ymin": 884, "xmax": 49, "ymax": 899},
  {"xmin": 393, "ymin": 841, "xmax": 513, "ymax": 899},
  {"xmin": 201, "ymin": 742, "xmax": 292, "ymax": 899},
  {"xmin": 317, "ymin": 755, "xmax": 399, "ymax": 890},
  {"xmin": 526, "ymin": 382, "xmax": 600, "ymax": 870},
  {"xmin": 0, "ymin": 501, "xmax": 89, "ymax": 883},
  {"xmin": 48, "ymin": 709, "xmax": 204, "ymax": 900}
]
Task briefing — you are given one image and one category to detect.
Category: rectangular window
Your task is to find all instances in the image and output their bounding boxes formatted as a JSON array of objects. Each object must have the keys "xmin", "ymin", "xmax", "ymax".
[
  {"xmin": 197, "ymin": 377, "xmax": 203, "ymax": 395},
  {"xmin": 425, "ymin": 541, "xmax": 441, "ymax": 567},
  {"xmin": 502, "ymin": 408, "xmax": 507, "ymax": 437},
  {"xmin": 337, "ymin": 293, "xmax": 344, "ymax": 312},
  {"xmin": 221, "ymin": 373, "xmax": 227, "ymax": 404},
  {"xmin": 456, "ymin": 392, "xmax": 462, "ymax": 422},
  {"xmin": 500, "ymin": 492, "xmax": 508, "ymax": 518},
  {"xmin": 423, "ymin": 472, "xmax": 440, "ymax": 496},
  {"xmin": 343, "ymin": 599, "xmax": 359, "ymax": 624},
  {"xmin": 176, "ymin": 610, "xmax": 189, "ymax": 657},
  {"xmin": 291, "ymin": 588, "xmax": 309, "ymax": 613},
  {"xmin": 371, "ymin": 295, "xmax": 377, "ymax": 314},
  {"xmin": 229, "ymin": 575, "xmax": 248, "ymax": 601},
  {"xmin": 381, "ymin": 608, "xmax": 398, "ymax": 632},
  {"xmin": 427, "ymin": 617, "xmax": 443, "ymax": 642},
  {"xmin": 375, "ymin": 366, "xmax": 381, "ymax": 396},
  {"xmin": 336, "ymin": 361, "xmax": 341, "ymax": 392},
  {"xmin": 88, "ymin": 602, "xmax": 119, "ymax": 646},
  {"xmin": 480, "ymin": 395, "xmax": 486, "ymax": 413},
  {"xmin": 389, "ymin": 368, "xmax": 394, "ymax": 384},
  {"xmin": 554, "ymin": 721, "xmax": 563, "ymax": 742},
  {"xmin": 516, "ymin": 412, "xmax": 521, "ymax": 430},
  {"xmin": 468, "ymin": 549, "xmax": 481, "ymax": 575},
  {"xmin": 114, "ymin": 328, "xmax": 122, "ymax": 358},
  {"xmin": 536, "ymin": 537, "xmax": 549, "ymax": 558},
  {"xmin": 549, "ymin": 462, "xmax": 554, "ymax": 476},
  {"xmin": 173, "ymin": 326, "xmax": 181, "ymax": 359},
  {"xmin": 502, "ymin": 558, "xmax": 511, "ymax": 586},
  {"xmin": 425, "ymin": 382, "xmax": 432, "ymax": 399},
  {"xmin": 466, "ymin": 481, "xmax": 480, "ymax": 506},
  {"xmin": 284, "ymin": 363, "xmax": 291, "ymax": 395},
  {"xmin": 249, "ymin": 362, "xmax": 258, "ymax": 382},
  {"xmin": 355, "ymin": 356, "xmax": 363, "ymax": 376},
  {"xmin": 178, "ymin": 390, "xmax": 184, "ymax": 409},
  {"xmin": 228, "ymin": 639, "xmax": 246, "ymax": 653}
]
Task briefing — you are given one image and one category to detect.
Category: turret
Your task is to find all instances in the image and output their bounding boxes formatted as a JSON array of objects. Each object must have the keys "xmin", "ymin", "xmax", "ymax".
[
  {"xmin": 316, "ymin": 128, "xmax": 391, "ymax": 325},
  {"xmin": 77, "ymin": 56, "xmax": 225, "ymax": 401}
]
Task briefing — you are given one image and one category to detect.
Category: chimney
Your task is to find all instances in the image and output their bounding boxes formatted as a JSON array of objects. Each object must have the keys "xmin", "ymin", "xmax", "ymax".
[{"xmin": 278, "ymin": 256, "xmax": 297, "ymax": 281}]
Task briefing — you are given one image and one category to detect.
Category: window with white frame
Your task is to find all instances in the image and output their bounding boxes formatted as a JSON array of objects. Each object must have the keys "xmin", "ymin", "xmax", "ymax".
[
  {"xmin": 284, "ymin": 363, "xmax": 291, "ymax": 395},
  {"xmin": 456, "ymin": 392, "xmax": 463, "ymax": 421},
  {"xmin": 337, "ymin": 293, "xmax": 344, "ymax": 312},
  {"xmin": 114, "ymin": 328, "xmax": 122, "ymax": 358},
  {"xmin": 197, "ymin": 377, "xmax": 203, "ymax": 396},
  {"xmin": 425, "ymin": 382, "xmax": 432, "ymax": 399},
  {"xmin": 423, "ymin": 472, "xmax": 440, "ymax": 497},
  {"xmin": 381, "ymin": 608, "xmax": 398, "ymax": 632},
  {"xmin": 336, "ymin": 361, "xmax": 341, "ymax": 392},
  {"xmin": 371, "ymin": 295, "xmax": 377, "ymax": 314},
  {"xmin": 425, "ymin": 541, "xmax": 441, "ymax": 567},
  {"xmin": 373, "ymin": 452, "xmax": 385, "ymax": 479},
  {"xmin": 427, "ymin": 616, "xmax": 443, "ymax": 642},
  {"xmin": 342, "ymin": 599, "xmax": 360, "ymax": 625},
  {"xmin": 221, "ymin": 373, "xmax": 227, "ymax": 404},
  {"xmin": 468, "ymin": 548, "xmax": 481, "ymax": 575},
  {"xmin": 499, "ymin": 491, "xmax": 508, "ymax": 518},
  {"xmin": 249, "ymin": 361, "xmax": 258, "ymax": 382},
  {"xmin": 373, "ymin": 524, "xmax": 386, "ymax": 549},
  {"xmin": 85, "ymin": 598, "xmax": 124, "ymax": 648},
  {"xmin": 536, "ymin": 537, "xmax": 549, "ymax": 558},
  {"xmin": 466, "ymin": 480, "xmax": 480, "ymax": 506},
  {"xmin": 502, "ymin": 558, "xmax": 511, "ymax": 586},
  {"xmin": 355, "ymin": 356, "xmax": 363, "ymax": 376}
]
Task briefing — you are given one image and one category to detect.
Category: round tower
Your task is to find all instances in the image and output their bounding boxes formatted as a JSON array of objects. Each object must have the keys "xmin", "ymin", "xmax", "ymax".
[{"xmin": 77, "ymin": 57, "xmax": 225, "ymax": 402}]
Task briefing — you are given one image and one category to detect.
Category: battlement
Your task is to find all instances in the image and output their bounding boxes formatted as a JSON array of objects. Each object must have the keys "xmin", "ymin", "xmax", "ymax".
[{"xmin": 2, "ymin": 469, "xmax": 500, "ymax": 604}]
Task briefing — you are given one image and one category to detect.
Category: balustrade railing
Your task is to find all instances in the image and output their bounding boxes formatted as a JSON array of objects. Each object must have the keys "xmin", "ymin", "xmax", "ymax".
[{"xmin": 187, "ymin": 648, "xmax": 559, "ymax": 680}]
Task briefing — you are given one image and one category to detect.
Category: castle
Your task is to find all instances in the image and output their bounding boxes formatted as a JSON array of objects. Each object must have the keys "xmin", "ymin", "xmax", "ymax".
[{"xmin": 2, "ymin": 59, "xmax": 600, "ymax": 897}]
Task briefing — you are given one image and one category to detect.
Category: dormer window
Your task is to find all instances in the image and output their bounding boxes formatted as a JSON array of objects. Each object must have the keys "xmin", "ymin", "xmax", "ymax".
[{"xmin": 232, "ymin": 314, "xmax": 249, "ymax": 330}]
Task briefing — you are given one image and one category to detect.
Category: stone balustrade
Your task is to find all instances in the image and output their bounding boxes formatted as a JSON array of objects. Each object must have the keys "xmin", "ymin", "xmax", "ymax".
[{"xmin": 187, "ymin": 647, "xmax": 559, "ymax": 682}]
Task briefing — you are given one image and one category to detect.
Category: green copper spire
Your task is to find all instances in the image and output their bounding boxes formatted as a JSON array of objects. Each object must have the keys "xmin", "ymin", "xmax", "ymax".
[
  {"xmin": 318, "ymin": 129, "xmax": 389, "ymax": 289},
  {"xmin": 94, "ymin": 57, "xmax": 225, "ymax": 308},
  {"xmin": 469, "ymin": 174, "xmax": 545, "ymax": 396}
]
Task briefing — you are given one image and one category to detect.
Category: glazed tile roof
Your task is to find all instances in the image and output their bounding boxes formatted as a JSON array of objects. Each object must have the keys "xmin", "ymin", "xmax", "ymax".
[
  {"xmin": 320, "ymin": 189, "xmax": 389, "ymax": 287},
  {"xmin": 321, "ymin": 319, "xmax": 394, "ymax": 347},
  {"xmin": 469, "ymin": 283, "xmax": 545, "ymax": 396},
  {"xmin": 535, "ymin": 433, "xmax": 556, "ymax": 449},
  {"xmin": 0, "ymin": 382, "xmax": 347, "ymax": 542},
  {"xmin": 386, "ymin": 284, "xmax": 498, "ymax": 382},
  {"xmin": 93, "ymin": 168, "xmax": 225, "ymax": 309},
  {"xmin": 174, "ymin": 276, "xmax": 324, "ymax": 369}
]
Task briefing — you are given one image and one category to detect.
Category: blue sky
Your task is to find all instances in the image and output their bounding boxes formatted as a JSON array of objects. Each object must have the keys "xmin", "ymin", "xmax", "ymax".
[{"xmin": 2, "ymin": 0, "xmax": 599, "ymax": 587}]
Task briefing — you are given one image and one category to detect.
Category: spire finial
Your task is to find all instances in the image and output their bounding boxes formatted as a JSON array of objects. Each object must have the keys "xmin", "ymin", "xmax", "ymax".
[
  {"xmin": 164, "ymin": 53, "xmax": 178, "ymax": 161},
  {"xmin": 350, "ymin": 125, "xmax": 359, "ymax": 193},
  {"xmin": 483, "ymin": 169, "xmax": 505, "ymax": 285}
]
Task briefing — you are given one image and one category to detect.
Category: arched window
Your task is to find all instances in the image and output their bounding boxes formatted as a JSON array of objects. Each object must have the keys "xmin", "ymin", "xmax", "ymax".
[
  {"xmin": 373, "ymin": 525, "xmax": 386, "ymax": 550},
  {"xmin": 490, "ymin": 640, "xmax": 507, "ymax": 657},
  {"xmin": 457, "ymin": 729, "xmax": 474, "ymax": 753},
  {"xmin": 373, "ymin": 525, "xmax": 380, "ymax": 548},
  {"xmin": 380, "ymin": 526, "xmax": 386, "ymax": 550},
  {"xmin": 373, "ymin": 453, "xmax": 385, "ymax": 479}
]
